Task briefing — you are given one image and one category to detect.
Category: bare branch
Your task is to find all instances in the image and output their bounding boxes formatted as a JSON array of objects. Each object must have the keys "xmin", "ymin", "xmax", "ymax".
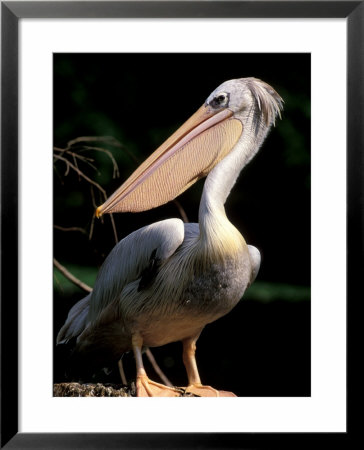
[
  {"xmin": 78, "ymin": 146, "xmax": 120, "ymax": 178},
  {"xmin": 64, "ymin": 135, "xmax": 136, "ymax": 170},
  {"xmin": 53, "ymin": 258, "xmax": 92, "ymax": 293},
  {"xmin": 118, "ymin": 359, "xmax": 128, "ymax": 386},
  {"xmin": 54, "ymin": 225, "xmax": 88, "ymax": 235},
  {"xmin": 108, "ymin": 214, "xmax": 119, "ymax": 244},
  {"xmin": 89, "ymin": 216, "xmax": 95, "ymax": 241},
  {"xmin": 145, "ymin": 348, "xmax": 173, "ymax": 387},
  {"xmin": 68, "ymin": 136, "xmax": 139, "ymax": 166},
  {"xmin": 53, "ymin": 154, "xmax": 107, "ymax": 199},
  {"xmin": 54, "ymin": 149, "xmax": 98, "ymax": 175},
  {"xmin": 173, "ymin": 199, "xmax": 189, "ymax": 223},
  {"xmin": 67, "ymin": 135, "xmax": 120, "ymax": 148}
]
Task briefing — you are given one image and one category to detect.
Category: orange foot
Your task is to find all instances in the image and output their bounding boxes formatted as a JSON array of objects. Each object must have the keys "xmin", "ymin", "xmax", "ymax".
[
  {"xmin": 136, "ymin": 375, "xmax": 181, "ymax": 397},
  {"xmin": 184, "ymin": 383, "xmax": 237, "ymax": 397}
]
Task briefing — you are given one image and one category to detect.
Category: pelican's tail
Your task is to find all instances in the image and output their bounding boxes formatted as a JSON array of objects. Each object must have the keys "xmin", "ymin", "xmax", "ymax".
[{"xmin": 56, "ymin": 294, "xmax": 90, "ymax": 344}]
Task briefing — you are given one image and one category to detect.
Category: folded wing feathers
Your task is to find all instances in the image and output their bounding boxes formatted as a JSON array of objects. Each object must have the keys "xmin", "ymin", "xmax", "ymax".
[
  {"xmin": 56, "ymin": 293, "xmax": 91, "ymax": 344},
  {"xmin": 88, "ymin": 218, "xmax": 185, "ymax": 321}
]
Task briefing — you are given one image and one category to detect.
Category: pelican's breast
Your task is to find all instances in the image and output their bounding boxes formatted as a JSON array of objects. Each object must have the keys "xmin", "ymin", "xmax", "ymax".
[
  {"xmin": 181, "ymin": 246, "xmax": 251, "ymax": 318},
  {"xmin": 136, "ymin": 225, "xmax": 251, "ymax": 347}
]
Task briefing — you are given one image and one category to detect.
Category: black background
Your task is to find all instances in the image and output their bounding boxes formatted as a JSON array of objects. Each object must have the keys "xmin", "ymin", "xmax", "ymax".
[{"xmin": 54, "ymin": 53, "xmax": 310, "ymax": 396}]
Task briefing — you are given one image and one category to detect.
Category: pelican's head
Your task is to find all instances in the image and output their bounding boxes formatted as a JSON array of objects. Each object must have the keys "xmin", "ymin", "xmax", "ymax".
[
  {"xmin": 96, "ymin": 78, "xmax": 283, "ymax": 217},
  {"xmin": 206, "ymin": 78, "xmax": 283, "ymax": 129}
]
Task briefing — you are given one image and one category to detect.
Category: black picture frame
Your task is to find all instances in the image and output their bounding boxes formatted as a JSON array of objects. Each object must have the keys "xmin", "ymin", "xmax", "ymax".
[{"xmin": 1, "ymin": 1, "xmax": 361, "ymax": 448}]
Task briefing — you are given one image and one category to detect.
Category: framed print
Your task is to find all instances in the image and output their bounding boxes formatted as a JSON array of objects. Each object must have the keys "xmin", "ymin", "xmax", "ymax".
[{"xmin": 1, "ymin": 1, "xmax": 362, "ymax": 448}]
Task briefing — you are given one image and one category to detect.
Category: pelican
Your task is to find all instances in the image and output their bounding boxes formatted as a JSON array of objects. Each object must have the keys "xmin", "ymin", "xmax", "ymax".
[{"xmin": 57, "ymin": 77, "xmax": 283, "ymax": 396}]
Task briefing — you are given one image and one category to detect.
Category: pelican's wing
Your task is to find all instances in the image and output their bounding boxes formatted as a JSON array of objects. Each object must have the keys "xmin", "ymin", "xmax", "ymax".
[
  {"xmin": 56, "ymin": 293, "xmax": 91, "ymax": 344},
  {"xmin": 88, "ymin": 218, "xmax": 185, "ymax": 321}
]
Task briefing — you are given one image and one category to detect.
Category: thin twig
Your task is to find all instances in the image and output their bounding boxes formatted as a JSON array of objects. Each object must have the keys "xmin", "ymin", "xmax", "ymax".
[
  {"xmin": 67, "ymin": 135, "xmax": 120, "ymax": 147},
  {"xmin": 53, "ymin": 154, "xmax": 107, "ymax": 198},
  {"xmin": 65, "ymin": 135, "xmax": 137, "ymax": 168},
  {"xmin": 118, "ymin": 359, "xmax": 128, "ymax": 386},
  {"xmin": 89, "ymin": 216, "xmax": 95, "ymax": 241},
  {"xmin": 173, "ymin": 199, "xmax": 189, "ymax": 223},
  {"xmin": 78, "ymin": 146, "xmax": 120, "ymax": 178},
  {"xmin": 71, "ymin": 136, "xmax": 140, "ymax": 166},
  {"xmin": 53, "ymin": 258, "xmax": 92, "ymax": 293},
  {"xmin": 72, "ymin": 152, "xmax": 80, "ymax": 181},
  {"xmin": 109, "ymin": 214, "xmax": 119, "ymax": 244},
  {"xmin": 54, "ymin": 147, "xmax": 98, "ymax": 172},
  {"xmin": 145, "ymin": 348, "xmax": 173, "ymax": 387},
  {"xmin": 54, "ymin": 225, "xmax": 88, "ymax": 235}
]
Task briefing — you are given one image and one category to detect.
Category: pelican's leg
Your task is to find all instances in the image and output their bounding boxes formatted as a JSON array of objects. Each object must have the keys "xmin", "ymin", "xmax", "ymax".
[
  {"xmin": 132, "ymin": 333, "xmax": 180, "ymax": 397},
  {"xmin": 182, "ymin": 335, "xmax": 237, "ymax": 397}
]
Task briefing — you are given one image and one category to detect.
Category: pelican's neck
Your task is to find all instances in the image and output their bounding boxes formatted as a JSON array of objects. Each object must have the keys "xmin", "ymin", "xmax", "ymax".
[
  {"xmin": 198, "ymin": 121, "xmax": 269, "ymax": 247},
  {"xmin": 199, "ymin": 145, "xmax": 245, "ymax": 219}
]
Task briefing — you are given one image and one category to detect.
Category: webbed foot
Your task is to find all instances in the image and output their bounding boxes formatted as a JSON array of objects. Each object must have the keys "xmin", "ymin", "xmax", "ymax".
[
  {"xmin": 136, "ymin": 375, "xmax": 181, "ymax": 397},
  {"xmin": 184, "ymin": 383, "xmax": 237, "ymax": 397}
]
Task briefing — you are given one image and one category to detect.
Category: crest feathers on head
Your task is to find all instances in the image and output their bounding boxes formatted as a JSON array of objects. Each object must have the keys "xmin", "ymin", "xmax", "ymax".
[{"xmin": 245, "ymin": 78, "xmax": 284, "ymax": 127}]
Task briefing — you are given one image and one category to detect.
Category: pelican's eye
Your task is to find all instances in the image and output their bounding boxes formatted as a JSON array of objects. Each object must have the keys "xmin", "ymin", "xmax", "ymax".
[{"xmin": 210, "ymin": 92, "xmax": 229, "ymax": 109}]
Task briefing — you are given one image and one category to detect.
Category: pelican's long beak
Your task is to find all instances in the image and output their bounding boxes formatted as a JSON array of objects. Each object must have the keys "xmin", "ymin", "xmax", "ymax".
[{"xmin": 96, "ymin": 104, "xmax": 242, "ymax": 217}]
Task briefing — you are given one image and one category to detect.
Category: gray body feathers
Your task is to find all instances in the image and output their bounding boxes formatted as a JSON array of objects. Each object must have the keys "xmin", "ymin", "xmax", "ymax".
[
  {"xmin": 56, "ymin": 293, "xmax": 90, "ymax": 344},
  {"xmin": 57, "ymin": 218, "xmax": 257, "ymax": 364}
]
